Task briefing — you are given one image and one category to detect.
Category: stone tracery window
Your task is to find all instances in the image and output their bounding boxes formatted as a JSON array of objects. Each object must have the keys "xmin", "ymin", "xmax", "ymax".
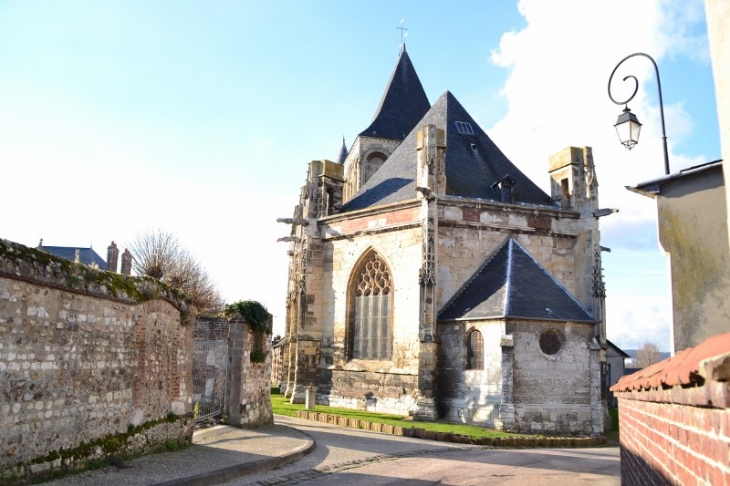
[
  {"xmin": 349, "ymin": 251, "xmax": 392, "ymax": 360},
  {"xmin": 466, "ymin": 329, "xmax": 484, "ymax": 370}
]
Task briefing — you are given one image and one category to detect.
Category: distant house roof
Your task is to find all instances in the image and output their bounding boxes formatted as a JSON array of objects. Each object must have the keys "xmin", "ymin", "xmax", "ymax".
[
  {"xmin": 438, "ymin": 237, "xmax": 595, "ymax": 322},
  {"xmin": 40, "ymin": 246, "xmax": 107, "ymax": 271},
  {"xmin": 611, "ymin": 331, "xmax": 730, "ymax": 392},
  {"xmin": 341, "ymin": 91, "xmax": 556, "ymax": 212},
  {"xmin": 358, "ymin": 48, "xmax": 431, "ymax": 141},
  {"xmin": 606, "ymin": 339, "xmax": 630, "ymax": 359}
]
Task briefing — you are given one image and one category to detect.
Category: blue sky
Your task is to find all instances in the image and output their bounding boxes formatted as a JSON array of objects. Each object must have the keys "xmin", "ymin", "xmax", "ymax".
[{"xmin": 0, "ymin": 0, "xmax": 719, "ymax": 352}]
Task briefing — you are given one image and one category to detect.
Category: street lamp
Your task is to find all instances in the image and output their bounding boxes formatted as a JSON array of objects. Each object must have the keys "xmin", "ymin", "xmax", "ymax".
[{"xmin": 608, "ymin": 52, "xmax": 670, "ymax": 175}]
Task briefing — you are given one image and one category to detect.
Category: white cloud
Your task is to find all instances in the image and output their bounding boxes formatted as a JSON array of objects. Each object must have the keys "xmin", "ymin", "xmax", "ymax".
[{"xmin": 486, "ymin": 0, "xmax": 709, "ymax": 352}]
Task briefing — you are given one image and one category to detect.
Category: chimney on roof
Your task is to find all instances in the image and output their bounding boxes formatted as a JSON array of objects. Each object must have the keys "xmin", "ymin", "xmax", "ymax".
[
  {"xmin": 491, "ymin": 175, "xmax": 516, "ymax": 204},
  {"xmin": 107, "ymin": 241, "xmax": 119, "ymax": 273},
  {"xmin": 121, "ymin": 249, "xmax": 132, "ymax": 276}
]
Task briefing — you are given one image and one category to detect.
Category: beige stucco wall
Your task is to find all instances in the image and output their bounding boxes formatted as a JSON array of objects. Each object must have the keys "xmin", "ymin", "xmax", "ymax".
[
  {"xmin": 656, "ymin": 168, "xmax": 730, "ymax": 352},
  {"xmin": 705, "ymin": 0, "xmax": 730, "ymax": 253}
]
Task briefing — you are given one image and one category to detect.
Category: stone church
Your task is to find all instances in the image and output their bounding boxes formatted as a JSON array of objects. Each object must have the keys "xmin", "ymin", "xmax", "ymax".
[{"xmin": 279, "ymin": 48, "xmax": 610, "ymax": 435}]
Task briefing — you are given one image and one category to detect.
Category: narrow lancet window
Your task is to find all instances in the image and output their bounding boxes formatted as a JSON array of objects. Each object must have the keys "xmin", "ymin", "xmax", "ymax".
[{"xmin": 466, "ymin": 330, "xmax": 484, "ymax": 370}]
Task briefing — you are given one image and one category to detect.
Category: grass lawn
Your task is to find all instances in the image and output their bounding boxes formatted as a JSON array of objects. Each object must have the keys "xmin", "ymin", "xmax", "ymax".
[{"xmin": 271, "ymin": 389, "xmax": 526, "ymax": 440}]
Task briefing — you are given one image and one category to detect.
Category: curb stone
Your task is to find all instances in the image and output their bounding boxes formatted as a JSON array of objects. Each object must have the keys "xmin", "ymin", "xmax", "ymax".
[
  {"xmin": 151, "ymin": 425, "xmax": 316, "ymax": 486},
  {"xmin": 295, "ymin": 411, "xmax": 607, "ymax": 448}
]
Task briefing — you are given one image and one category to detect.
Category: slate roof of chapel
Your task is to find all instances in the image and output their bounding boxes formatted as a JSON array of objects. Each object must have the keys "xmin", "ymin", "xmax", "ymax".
[
  {"xmin": 438, "ymin": 237, "xmax": 595, "ymax": 322},
  {"xmin": 40, "ymin": 246, "xmax": 107, "ymax": 271},
  {"xmin": 341, "ymin": 91, "xmax": 556, "ymax": 212},
  {"xmin": 358, "ymin": 48, "xmax": 431, "ymax": 141}
]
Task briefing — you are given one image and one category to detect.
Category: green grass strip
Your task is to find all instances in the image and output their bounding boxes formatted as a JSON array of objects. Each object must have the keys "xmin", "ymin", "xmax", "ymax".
[{"xmin": 271, "ymin": 392, "xmax": 527, "ymax": 440}]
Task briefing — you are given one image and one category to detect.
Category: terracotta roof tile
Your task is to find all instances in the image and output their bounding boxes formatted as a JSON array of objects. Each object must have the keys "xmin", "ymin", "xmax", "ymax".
[{"xmin": 611, "ymin": 332, "xmax": 730, "ymax": 392}]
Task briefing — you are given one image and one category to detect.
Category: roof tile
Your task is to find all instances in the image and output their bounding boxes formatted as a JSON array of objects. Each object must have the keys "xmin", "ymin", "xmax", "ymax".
[{"xmin": 611, "ymin": 332, "xmax": 730, "ymax": 392}]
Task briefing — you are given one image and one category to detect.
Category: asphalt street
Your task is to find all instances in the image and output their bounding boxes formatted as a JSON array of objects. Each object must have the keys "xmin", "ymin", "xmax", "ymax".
[{"xmin": 226, "ymin": 416, "xmax": 620, "ymax": 486}]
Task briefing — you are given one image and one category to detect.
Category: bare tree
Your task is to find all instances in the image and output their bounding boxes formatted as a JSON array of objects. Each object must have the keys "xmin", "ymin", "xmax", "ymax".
[
  {"xmin": 128, "ymin": 230, "xmax": 223, "ymax": 314},
  {"xmin": 636, "ymin": 342, "xmax": 663, "ymax": 369}
]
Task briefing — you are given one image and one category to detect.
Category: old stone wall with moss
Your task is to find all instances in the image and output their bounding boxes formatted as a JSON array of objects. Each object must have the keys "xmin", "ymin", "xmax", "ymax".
[
  {"xmin": 224, "ymin": 319, "xmax": 273, "ymax": 427},
  {"xmin": 0, "ymin": 239, "xmax": 194, "ymax": 482}
]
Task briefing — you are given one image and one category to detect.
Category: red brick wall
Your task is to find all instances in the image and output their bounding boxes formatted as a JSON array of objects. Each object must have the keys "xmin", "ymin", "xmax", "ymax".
[
  {"xmin": 611, "ymin": 333, "xmax": 730, "ymax": 485},
  {"xmin": 616, "ymin": 396, "xmax": 730, "ymax": 485}
]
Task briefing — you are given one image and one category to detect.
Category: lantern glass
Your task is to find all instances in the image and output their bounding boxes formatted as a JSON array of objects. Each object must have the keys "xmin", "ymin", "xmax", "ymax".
[{"xmin": 614, "ymin": 108, "xmax": 642, "ymax": 150}]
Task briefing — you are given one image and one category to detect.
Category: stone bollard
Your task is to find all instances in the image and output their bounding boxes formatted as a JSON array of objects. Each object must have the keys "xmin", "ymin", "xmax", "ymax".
[{"xmin": 305, "ymin": 386, "xmax": 316, "ymax": 410}]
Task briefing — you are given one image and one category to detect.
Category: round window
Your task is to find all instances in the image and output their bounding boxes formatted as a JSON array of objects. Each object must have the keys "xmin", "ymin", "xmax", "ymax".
[{"xmin": 539, "ymin": 329, "xmax": 562, "ymax": 355}]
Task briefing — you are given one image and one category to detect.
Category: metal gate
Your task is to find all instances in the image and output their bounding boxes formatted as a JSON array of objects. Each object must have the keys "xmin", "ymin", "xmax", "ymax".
[{"xmin": 192, "ymin": 340, "xmax": 228, "ymax": 422}]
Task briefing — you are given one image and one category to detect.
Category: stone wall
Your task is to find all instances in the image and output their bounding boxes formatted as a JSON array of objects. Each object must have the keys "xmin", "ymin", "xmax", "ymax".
[
  {"xmin": 316, "ymin": 210, "xmax": 424, "ymax": 415},
  {"xmin": 437, "ymin": 199, "xmax": 583, "ymax": 310},
  {"xmin": 437, "ymin": 321, "xmax": 504, "ymax": 426},
  {"xmin": 225, "ymin": 319, "xmax": 273, "ymax": 427},
  {"xmin": 0, "ymin": 240, "xmax": 193, "ymax": 482},
  {"xmin": 510, "ymin": 321, "xmax": 600, "ymax": 435},
  {"xmin": 438, "ymin": 319, "xmax": 599, "ymax": 435},
  {"xmin": 611, "ymin": 332, "xmax": 730, "ymax": 485}
]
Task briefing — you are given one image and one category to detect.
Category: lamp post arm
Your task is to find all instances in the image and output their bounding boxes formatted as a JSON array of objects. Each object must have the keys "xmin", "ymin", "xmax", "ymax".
[{"xmin": 608, "ymin": 52, "xmax": 670, "ymax": 175}]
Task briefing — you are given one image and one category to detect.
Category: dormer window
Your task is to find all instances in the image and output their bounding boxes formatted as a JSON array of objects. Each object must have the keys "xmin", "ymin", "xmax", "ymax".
[
  {"xmin": 490, "ymin": 174, "xmax": 516, "ymax": 204},
  {"xmin": 455, "ymin": 121, "xmax": 474, "ymax": 135}
]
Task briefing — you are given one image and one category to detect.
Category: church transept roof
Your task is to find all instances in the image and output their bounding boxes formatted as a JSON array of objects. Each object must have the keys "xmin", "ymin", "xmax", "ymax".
[
  {"xmin": 342, "ymin": 91, "xmax": 556, "ymax": 212},
  {"xmin": 438, "ymin": 237, "xmax": 595, "ymax": 323}
]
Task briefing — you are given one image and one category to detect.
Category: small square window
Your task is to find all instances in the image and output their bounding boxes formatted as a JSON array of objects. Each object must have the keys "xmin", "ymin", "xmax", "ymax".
[{"xmin": 455, "ymin": 121, "xmax": 474, "ymax": 135}]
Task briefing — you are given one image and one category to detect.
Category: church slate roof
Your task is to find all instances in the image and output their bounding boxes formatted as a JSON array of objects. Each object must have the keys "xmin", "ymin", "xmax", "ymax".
[
  {"xmin": 342, "ymin": 91, "xmax": 556, "ymax": 212},
  {"xmin": 40, "ymin": 246, "xmax": 107, "ymax": 270},
  {"xmin": 438, "ymin": 237, "xmax": 595, "ymax": 322},
  {"xmin": 358, "ymin": 49, "xmax": 431, "ymax": 141}
]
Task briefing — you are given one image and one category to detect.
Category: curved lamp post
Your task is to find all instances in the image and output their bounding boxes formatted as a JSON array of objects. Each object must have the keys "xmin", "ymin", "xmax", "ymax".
[{"xmin": 608, "ymin": 52, "xmax": 670, "ymax": 175}]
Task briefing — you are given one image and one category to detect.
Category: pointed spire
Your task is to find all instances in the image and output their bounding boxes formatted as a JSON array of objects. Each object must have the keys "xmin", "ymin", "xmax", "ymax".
[
  {"xmin": 359, "ymin": 49, "xmax": 430, "ymax": 141},
  {"xmin": 337, "ymin": 137, "xmax": 348, "ymax": 164}
]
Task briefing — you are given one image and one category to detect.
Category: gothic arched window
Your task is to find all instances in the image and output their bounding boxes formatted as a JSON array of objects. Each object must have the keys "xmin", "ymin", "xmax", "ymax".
[
  {"xmin": 349, "ymin": 251, "xmax": 392, "ymax": 360},
  {"xmin": 466, "ymin": 329, "xmax": 484, "ymax": 370}
]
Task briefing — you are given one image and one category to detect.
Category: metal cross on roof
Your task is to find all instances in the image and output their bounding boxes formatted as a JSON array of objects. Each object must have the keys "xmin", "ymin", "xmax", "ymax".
[{"xmin": 397, "ymin": 19, "xmax": 408, "ymax": 52}]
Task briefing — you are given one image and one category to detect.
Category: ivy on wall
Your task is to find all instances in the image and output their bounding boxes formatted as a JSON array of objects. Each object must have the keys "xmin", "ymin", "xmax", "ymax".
[{"xmin": 222, "ymin": 300, "xmax": 272, "ymax": 334}]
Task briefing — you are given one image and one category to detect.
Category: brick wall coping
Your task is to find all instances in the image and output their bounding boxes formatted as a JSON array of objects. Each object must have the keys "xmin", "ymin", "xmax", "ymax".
[{"xmin": 611, "ymin": 332, "xmax": 730, "ymax": 393}]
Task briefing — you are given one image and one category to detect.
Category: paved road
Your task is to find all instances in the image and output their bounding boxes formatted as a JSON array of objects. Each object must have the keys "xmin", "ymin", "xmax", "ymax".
[{"xmin": 228, "ymin": 416, "xmax": 620, "ymax": 486}]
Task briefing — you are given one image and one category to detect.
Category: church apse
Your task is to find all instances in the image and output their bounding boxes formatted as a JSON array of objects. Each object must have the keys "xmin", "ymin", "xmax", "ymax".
[{"xmin": 279, "ymin": 47, "xmax": 611, "ymax": 434}]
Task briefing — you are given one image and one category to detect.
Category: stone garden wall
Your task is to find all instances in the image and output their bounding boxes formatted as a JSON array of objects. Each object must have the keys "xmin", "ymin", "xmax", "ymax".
[{"xmin": 0, "ymin": 240, "xmax": 194, "ymax": 482}]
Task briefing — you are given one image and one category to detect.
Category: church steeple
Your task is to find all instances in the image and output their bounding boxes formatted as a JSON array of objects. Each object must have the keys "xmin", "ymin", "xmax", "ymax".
[
  {"xmin": 336, "ymin": 137, "xmax": 348, "ymax": 164},
  {"xmin": 359, "ymin": 49, "xmax": 430, "ymax": 141}
]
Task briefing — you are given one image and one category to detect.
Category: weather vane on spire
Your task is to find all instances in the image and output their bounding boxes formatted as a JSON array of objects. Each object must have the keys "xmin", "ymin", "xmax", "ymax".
[{"xmin": 397, "ymin": 19, "xmax": 408, "ymax": 53}]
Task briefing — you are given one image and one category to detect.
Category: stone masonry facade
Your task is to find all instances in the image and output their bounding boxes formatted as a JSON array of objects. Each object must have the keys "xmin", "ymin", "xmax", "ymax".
[
  {"xmin": 280, "ymin": 51, "xmax": 609, "ymax": 435},
  {"xmin": 281, "ymin": 138, "xmax": 607, "ymax": 434},
  {"xmin": 0, "ymin": 240, "xmax": 194, "ymax": 482}
]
